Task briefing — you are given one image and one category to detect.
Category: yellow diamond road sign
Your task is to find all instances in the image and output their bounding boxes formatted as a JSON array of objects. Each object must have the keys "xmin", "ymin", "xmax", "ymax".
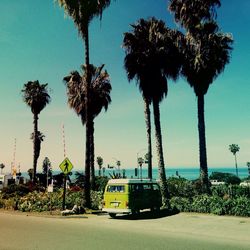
[{"xmin": 59, "ymin": 157, "xmax": 73, "ymax": 174}]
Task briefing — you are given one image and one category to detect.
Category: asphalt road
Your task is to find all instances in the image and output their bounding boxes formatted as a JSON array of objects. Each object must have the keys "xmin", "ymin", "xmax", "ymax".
[{"xmin": 0, "ymin": 211, "xmax": 249, "ymax": 250}]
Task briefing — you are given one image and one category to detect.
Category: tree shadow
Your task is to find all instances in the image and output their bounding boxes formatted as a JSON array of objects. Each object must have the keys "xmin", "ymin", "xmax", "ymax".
[{"xmin": 109, "ymin": 208, "xmax": 179, "ymax": 220}]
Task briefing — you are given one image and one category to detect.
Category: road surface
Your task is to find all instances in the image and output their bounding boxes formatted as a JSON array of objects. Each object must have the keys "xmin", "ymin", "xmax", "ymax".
[{"xmin": 0, "ymin": 210, "xmax": 249, "ymax": 250}]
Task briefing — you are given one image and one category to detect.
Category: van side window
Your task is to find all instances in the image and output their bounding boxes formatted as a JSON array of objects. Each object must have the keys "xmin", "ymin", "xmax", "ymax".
[
  {"xmin": 130, "ymin": 184, "xmax": 143, "ymax": 192},
  {"xmin": 152, "ymin": 184, "xmax": 160, "ymax": 191},
  {"xmin": 143, "ymin": 184, "xmax": 152, "ymax": 190},
  {"xmin": 107, "ymin": 185, "xmax": 125, "ymax": 193}
]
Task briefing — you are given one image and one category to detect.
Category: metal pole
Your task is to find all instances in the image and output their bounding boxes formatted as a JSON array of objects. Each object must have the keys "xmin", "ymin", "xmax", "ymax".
[
  {"xmin": 62, "ymin": 124, "xmax": 67, "ymax": 210},
  {"xmin": 62, "ymin": 174, "xmax": 67, "ymax": 210},
  {"xmin": 62, "ymin": 124, "xmax": 66, "ymax": 158},
  {"xmin": 50, "ymin": 192, "xmax": 52, "ymax": 215}
]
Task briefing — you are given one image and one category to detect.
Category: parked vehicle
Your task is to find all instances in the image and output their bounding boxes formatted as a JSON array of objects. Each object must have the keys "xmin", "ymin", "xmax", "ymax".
[
  {"xmin": 240, "ymin": 181, "xmax": 250, "ymax": 187},
  {"xmin": 102, "ymin": 179, "xmax": 162, "ymax": 218},
  {"xmin": 210, "ymin": 179, "xmax": 225, "ymax": 185}
]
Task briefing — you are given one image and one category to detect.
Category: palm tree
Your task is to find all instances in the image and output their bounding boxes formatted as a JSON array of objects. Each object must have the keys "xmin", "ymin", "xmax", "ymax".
[
  {"xmin": 169, "ymin": 0, "xmax": 233, "ymax": 193},
  {"xmin": 229, "ymin": 144, "xmax": 240, "ymax": 177},
  {"xmin": 96, "ymin": 156, "xmax": 103, "ymax": 176},
  {"xmin": 123, "ymin": 18, "xmax": 182, "ymax": 206},
  {"xmin": 123, "ymin": 22, "xmax": 153, "ymax": 179},
  {"xmin": 22, "ymin": 81, "xmax": 51, "ymax": 183},
  {"xmin": 0, "ymin": 163, "xmax": 5, "ymax": 174},
  {"xmin": 31, "ymin": 131, "xmax": 45, "ymax": 175},
  {"xmin": 56, "ymin": 0, "xmax": 112, "ymax": 208},
  {"xmin": 27, "ymin": 168, "xmax": 34, "ymax": 181},
  {"xmin": 63, "ymin": 64, "xmax": 111, "ymax": 199},
  {"xmin": 169, "ymin": 0, "xmax": 221, "ymax": 34}
]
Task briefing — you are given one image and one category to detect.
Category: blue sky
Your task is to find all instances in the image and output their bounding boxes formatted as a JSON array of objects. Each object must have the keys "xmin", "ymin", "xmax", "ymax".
[{"xmin": 0, "ymin": 0, "xmax": 249, "ymax": 173}]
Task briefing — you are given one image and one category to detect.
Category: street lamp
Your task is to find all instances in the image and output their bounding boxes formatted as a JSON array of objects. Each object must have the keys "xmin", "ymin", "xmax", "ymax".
[{"xmin": 136, "ymin": 148, "xmax": 146, "ymax": 179}]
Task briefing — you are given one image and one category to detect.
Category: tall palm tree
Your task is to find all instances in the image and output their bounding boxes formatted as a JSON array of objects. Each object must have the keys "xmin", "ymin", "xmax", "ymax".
[
  {"xmin": 169, "ymin": 0, "xmax": 233, "ymax": 193},
  {"xmin": 229, "ymin": 144, "xmax": 240, "ymax": 177},
  {"xmin": 22, "ymin": 81, "xmax": 51, "ymax": 183},
  {"xmin": 56, "ymin": 0, "xmax": 112, "ymax": 208},
  {"xmin": 123, "ymin": 18, "xmax": 182, "ymax": 206},
  {"xmin": 63, "ymin": 64, "xmax": 111, "ymax": 195}
]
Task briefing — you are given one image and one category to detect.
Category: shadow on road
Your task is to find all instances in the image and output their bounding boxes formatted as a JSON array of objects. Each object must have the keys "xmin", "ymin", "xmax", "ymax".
[{"xmin": 109, "ymin": 209, "xmax": 179, "ymax": 220}]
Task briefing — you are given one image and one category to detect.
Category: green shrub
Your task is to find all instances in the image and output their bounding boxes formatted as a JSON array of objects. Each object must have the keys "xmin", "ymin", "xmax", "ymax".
[
  {"xmin": 2, "ymin": 197, "xmax": 18, "ymax": 210},
  {"xmin": 18, "ymin": 191, "xmax": 51, "ymax": 212},
  {"xmin": 13, "ymin": 189, "xmax": 103, "ymax": 212},
  {"xmin": 191, "ymin": 194, "xmax": 211, "ymax": 213},
  {"xmin": 208, "ymin": 196, "xmax": 225, "ymax": 215},
  {"xmin": 168, "ymin": 177, "xmax": 198, "ymax": 198},
  {"xmin": 0, "ymin": 194, "xmax": 4, "ymax": 208},
  {"xmin": 228, "ymin": 185, "xmax": 250, "ymax": 198},
  {"xmin": 65, "ymin": 190, "xmax": 82, "ymax": 209},
  {"xmin": 211, "ymin": 185, "xmax": 229, "ymax": 197},
  {"xmin": 1, "ymin": 184, "xmax": 30, "ymax": 199},
  {"xmin": 91, "ymin": 191, "xmax": 103, "ymax": 210},
  {"xmin": 95, "ymin": 176, "xmax": 109, "ymax": 193},
  {"xmin": 170, "ymin": 196, "xmax": 192, "ymax": 212},
  {"xmin": 229, "ymin": 196, "xmax": 250, "ymax": 217}
]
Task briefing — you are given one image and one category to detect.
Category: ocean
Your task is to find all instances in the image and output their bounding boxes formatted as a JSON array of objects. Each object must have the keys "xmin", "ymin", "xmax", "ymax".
[
  {"xmin": 99, "ymin": 167, "xmax": 249, "ymax": 180},
  {"xmin": 18, "ymin": 167, "xmax": 249, "ymax": 181}
]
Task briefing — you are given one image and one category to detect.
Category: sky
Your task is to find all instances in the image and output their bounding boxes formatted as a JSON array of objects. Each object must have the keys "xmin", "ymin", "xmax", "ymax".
[{"xmin": 0, "ymin": 0, "xmax": 249, "ymax": 173}]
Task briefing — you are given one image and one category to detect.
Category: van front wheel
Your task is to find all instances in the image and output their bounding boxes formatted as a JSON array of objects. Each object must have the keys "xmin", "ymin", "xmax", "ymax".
[
  {"xmin": 109, "ymin": 213, "xmax": 116, "ymax": 218},
  {"xmin": 150, "ymin": 206, "xmax": 160, "ymax": 213}
]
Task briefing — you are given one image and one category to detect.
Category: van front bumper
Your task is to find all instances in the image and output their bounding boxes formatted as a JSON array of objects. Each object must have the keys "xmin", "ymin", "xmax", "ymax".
[{"xmin": 102, "ymin": 208, "xmax": 131, "ymax": 214}]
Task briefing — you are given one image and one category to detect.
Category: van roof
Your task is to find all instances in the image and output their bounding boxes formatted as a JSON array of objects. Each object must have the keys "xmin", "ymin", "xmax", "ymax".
[{"xmin": 107, "ymin": 178, "xmax": 159, "ymax": 184}]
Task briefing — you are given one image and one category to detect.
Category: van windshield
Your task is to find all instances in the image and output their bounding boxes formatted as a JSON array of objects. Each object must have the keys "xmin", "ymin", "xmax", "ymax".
[{"xmin": 107, "ymin": 185, "xmax": 125, "ymax": 193}]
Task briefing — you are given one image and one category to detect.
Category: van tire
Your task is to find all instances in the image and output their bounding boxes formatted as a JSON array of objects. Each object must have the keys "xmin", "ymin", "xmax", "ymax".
[
  {"xmin": 109, "ymin": 213, "xmax": 116, "ymax": 218},
  {"xmin": 131, "ymin": 209, "xmax": 139, "ymax": 216},
  {"xmin": 150, "ymin": 206, "xmax": 160, "ymax": 213}
]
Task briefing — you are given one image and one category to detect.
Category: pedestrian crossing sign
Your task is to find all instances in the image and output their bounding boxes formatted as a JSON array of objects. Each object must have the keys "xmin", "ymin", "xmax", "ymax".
[{"xmin": 59, "ymin": 157, "xmax": 73, "ymax": 174}]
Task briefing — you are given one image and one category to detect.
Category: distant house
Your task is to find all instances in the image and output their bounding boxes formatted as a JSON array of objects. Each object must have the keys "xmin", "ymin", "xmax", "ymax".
[{"xmin": 0, "ymin": 174, "xmax": 13, "ymax": 189}]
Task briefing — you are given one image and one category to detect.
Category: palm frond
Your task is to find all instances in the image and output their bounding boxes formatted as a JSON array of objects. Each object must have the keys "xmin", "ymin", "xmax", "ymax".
[
  {"xmin": 63, "ymin": 64, "xmax": 112, "ymax": 124},
  {"xmin": 21, "ymin": 80, "xmax": 51, "ymax": 115}
]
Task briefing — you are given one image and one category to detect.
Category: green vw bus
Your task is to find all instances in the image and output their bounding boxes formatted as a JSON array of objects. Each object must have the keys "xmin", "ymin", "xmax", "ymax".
[{"xmin": 102, "ymin": 179, "xmax": 162, "ymax": 217}]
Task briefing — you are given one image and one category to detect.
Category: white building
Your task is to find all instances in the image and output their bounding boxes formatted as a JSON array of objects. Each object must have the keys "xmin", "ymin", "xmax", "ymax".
[{"xmin": 0, "ymin": 174, "xmax": 13, "ymax": 189}]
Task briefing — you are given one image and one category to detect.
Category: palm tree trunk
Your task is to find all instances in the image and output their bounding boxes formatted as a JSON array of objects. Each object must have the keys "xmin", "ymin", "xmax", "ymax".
[
  {"xmin": 152, "ymin": 99, "xmax": 170, "ymax": 207},
  {"xmin": 197, "ymin": 94, "xmax": 210, "ymax": 193},
  {"xmin": 83, "ymin": 25, "xmax": 91, "ymax": 208},
  {"xmin": 234, "ymin": 154, "xmax": 238, "ymax": 177},
  {"xmin": 33, "ymin": 113, "xmax": 38, "ymax": 183},
  {"xmin": 144, "ymin": 98, "xmax": 152, "ymax": 179},
  {"xmin": 90, "ymin": 118, "xmax": 95, "ymax": 190}
]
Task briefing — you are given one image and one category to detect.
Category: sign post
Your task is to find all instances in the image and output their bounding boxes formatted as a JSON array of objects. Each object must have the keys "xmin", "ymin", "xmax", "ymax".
[
  {"xmin": 48, "ymin": 184, "xmax": 53, "ymax": 214},
  {"xmin": 59, "ymin": 157, "xmax": 74, "ymax": 210}
]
